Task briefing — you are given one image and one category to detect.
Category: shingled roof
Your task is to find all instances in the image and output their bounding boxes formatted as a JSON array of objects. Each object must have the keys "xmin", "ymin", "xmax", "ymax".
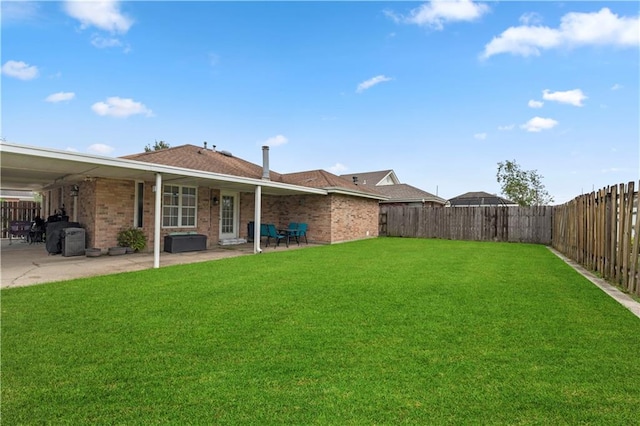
[
  {"xmin": 374, "ymin": 183, "xmax": 446, "ymax": 205},
  {"xmin": 122, "ymin": 145, "xmax": 285, "ymax": 182},
  {"xmin": 448, "ymin": 191, "xmax": 517, "ymax": 206},
  {"xmin": 283, "ymin": 170, "xmax": 385, "ymax": 198},
  {"xmin": 122, "ymin": 144, "xmax": 386, "ymax": 199}
]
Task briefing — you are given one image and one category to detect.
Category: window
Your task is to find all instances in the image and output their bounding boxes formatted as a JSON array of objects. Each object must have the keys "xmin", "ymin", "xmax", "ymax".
[{"xmin": 162, "ymin": 185, "xmax": 197, "ymax": 227}]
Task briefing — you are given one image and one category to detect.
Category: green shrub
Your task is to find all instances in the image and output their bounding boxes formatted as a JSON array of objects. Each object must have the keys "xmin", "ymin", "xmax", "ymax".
[{"xmin": 116, "ymin": 227, "xmax": 146, "ymax": 252}]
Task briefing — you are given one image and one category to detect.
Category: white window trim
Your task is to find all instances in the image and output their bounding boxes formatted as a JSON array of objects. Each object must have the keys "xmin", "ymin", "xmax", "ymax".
[
  {"xmin": 134, "ymin": 181, "xmax": 144, "ymax": 228},
  {"xmin": 162, "ymin": 184, "xmax": 198, "ymax": 228}
]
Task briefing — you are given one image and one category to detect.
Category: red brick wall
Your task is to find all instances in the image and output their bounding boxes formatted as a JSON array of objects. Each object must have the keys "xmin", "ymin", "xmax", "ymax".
[
  {"xmin": 328, "ymin": 194, "xmax": 379, "ymax": 243},
  {"xmin": 92, "ymin": 179, "xmax": 136, "ymax": 249},
  {"xmin": 238, "ymin": 193, "xmax": 378, "ymax": 244},
  {"xmin": 55, "ymin": 179, "xmax": 380, "ymax": 250},
  {"xmin": 77, "ymin": 180, "xmax": 97, "ymax": 247}
]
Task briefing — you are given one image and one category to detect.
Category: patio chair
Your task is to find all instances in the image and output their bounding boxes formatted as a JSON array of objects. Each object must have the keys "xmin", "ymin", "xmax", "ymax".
[
  {"xmin": 293, "ymin": 223, "xmax": 308, "ymax": 244},
  {"xmin": 28, "ymin": 218, "xmax": 45, "ymax": 244},
  {"xmin": 259, "ymin": 224, "xmax": 269, "ymax": 245},
  {"xmin": 264, "ymin": 224, "xmax": 288, "ymax": 248}
]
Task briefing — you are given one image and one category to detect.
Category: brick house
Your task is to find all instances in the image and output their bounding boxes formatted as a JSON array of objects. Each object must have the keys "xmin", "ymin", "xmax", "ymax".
[{"xmin": 1, "ymin": 142, "xmax": 385, "ymax": 263}]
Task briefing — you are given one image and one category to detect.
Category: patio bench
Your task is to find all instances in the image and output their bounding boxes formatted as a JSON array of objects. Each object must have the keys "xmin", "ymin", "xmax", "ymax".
[{"xmin": 8, "ymin": 220, "xmax": 32, "ymax": 244}]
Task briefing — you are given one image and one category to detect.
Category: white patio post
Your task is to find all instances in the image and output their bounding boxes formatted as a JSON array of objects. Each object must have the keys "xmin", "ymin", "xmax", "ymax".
[
  {"xmin": 254, "ymin": 185, "xmax": 262, "ymax": 254},
  {"xmin": 154, "ymin": 173, "xmax": 162, "ymax": 268},
  {"xmin": 72, "ymin": 195, "xmax": 78, "ymax": 222}
]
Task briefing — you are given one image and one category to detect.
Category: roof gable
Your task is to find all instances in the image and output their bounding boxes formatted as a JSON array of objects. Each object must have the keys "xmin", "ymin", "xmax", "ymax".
[{"xmin": 340, "ymin": 170, "xmax": 398, "ymax": 186}]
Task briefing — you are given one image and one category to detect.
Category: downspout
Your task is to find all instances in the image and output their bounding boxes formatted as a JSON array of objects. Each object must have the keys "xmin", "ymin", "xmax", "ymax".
[
  {"xmin": 154, "ymin": 173, "xmax": 162, "ymax": 268},
  {"xmin": 254, "ymin": 185, "xmax": 262, "ymax": 253}
]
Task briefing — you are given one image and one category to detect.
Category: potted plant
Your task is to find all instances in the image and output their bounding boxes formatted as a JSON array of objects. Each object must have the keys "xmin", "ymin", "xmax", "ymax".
[{"xmin": 116, "ymin": 227, "xmax": 147, "ymax": 253}]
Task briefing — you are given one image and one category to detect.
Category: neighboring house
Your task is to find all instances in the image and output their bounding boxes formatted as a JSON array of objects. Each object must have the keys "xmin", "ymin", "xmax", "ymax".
[
  {"xmin": 447, "ymin": 191, "xmax": 517, "ymax": 207},
  {"xmin": 0, "ymin": 142, "xmax": 386, "ymax": 260},
  {"xmin": 340, "ymin": 170, "xmax": 446, "ymax": 207}
]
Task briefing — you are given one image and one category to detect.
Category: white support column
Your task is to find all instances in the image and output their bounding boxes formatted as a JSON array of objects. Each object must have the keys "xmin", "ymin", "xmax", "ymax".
[
  {"xmin": 154, "ymin": 173, "xmax": 162, "ymax": 268},
  {"xmin": 254, "ymin": 185, "xmax": 262, "ymax": 254},
  {"xmin": 72, "ymin": 196, "xmax": 78, "ymax": 222}
]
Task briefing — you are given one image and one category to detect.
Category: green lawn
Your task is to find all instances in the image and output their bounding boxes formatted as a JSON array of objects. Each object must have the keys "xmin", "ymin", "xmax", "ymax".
[{"xmin": 2, "ymin": 238, "xmax": 639, "ymax": 424}]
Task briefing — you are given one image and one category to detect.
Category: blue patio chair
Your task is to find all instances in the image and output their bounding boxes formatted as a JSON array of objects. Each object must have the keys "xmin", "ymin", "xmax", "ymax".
[
  {"xmin": 265, "ymin": 224, "xmax": 288, "ymax": 248},
  {"xmin": 294, "ymin": 223, "xmax": 308, "ymax": 244}
]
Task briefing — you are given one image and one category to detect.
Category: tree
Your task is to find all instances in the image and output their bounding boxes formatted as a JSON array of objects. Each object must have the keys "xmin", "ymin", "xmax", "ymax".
[
  {"xmin": 144, "ymin": 140, "xmax": 170, "ymax": 152},
  {"xmin": 496, "ymin": 160, "xmax": 554, "ymax": 206}
]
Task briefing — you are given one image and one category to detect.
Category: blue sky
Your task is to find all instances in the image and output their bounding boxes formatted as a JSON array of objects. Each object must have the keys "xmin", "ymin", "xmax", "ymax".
[{"xmin": 2, "ymin": 1, "xmax": 638, "ymax": 203}]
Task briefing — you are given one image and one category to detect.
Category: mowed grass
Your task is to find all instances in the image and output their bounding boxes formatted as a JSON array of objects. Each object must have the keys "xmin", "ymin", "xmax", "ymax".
[{"xmin": 2, "ymin": 238, "xmax": 639, "ymax": 424}]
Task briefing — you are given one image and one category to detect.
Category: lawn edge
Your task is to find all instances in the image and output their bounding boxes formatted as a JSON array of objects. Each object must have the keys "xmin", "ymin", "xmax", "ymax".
[{"xmin": 547, "ymin": 246, "xmax": 640, "ymax": 319}]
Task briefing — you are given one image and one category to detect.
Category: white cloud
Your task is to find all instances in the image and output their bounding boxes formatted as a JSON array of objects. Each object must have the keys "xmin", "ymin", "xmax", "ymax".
[
  {"xmin": 87, "ymin": 144, "xmax": 115, "ymax": 154},
  {"xmin": 91, "ymin": 97, "xmax": 153, "ymax": 118},
  {"xmin": 328, "ymin": 163, "xmax": 348, "ymax": 174},
  {"xmin": 542, "ymin": 89, "xmax": 587, "ymax": 107},
  {"xmin": 356, "ymin": 75, "xmax": 393, "ymax": 93},
  {"xmin": 91, "ymin": 35, "xmax": 122, "ymax": 49},
  {"xmin": 65, "ymin": 147, "xmax": 79, "ymax": 152},
  {"xmin": 611, "ymin": 83, "xmax": 623, "ymax": 91},
  {"xmin": 262, "ymin": 134, "xmax": 288, "ymax": 147},
  {"xmin": 1, "ymin": 60, "xmax": 38, "ymax": 80},
  {"xmin": 519, "ymin": 12, "xmax": 543, "ymax": 26},
  {"xmin": 388, "ymin": 0, "xmax": 490, "ymax": 30},
  {"xmin": 521, "ymin": 116, "xmax": 559, "ymax": 132},
  {"xmin": 482, "ymin": 26, "xmax": 562, "ymax": 58},
  {"xmin": 63, "ymin": 0, "xmax": 133, "ymax": 34},
  {"xmin": 474, "ymin": 133, "xmax": 487, "ymax": 140},
  {"xmin": 498, "ymin": 124, "xmax": 515, "ymax": 131},
  {"xmin": 45, "ymin": 92, "xmax": 75, "ymax": 103},
  {"xmin": 528, "ymin": 99, "xmax": 544, "ymax": 108},
  {"xmin": 482, "ymin": 8, "xmax": 639, "ymax": 59}
]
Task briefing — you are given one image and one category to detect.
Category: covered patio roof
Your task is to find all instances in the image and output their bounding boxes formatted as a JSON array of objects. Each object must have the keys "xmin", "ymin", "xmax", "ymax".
[
  {"xmin": 1, "ymin": 142, "xmax": 328, "ymax": 266},
  {"xmin": 0, "ymin": 142, "xmax": 326, "ymax": 196}
]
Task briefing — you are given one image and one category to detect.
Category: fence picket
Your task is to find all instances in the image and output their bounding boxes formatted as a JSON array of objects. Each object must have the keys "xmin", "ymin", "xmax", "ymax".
[{"xmin": 1, "ymin": 201, "xmax": 42, "ymax": 238}]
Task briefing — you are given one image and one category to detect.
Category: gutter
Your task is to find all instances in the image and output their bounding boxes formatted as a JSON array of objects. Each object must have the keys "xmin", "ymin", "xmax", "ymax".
[
  {"xmin": 1, "ymin": 141, "xmax": 327, "ymax": 195},
  {"xmin": 323, "ymin": 187, "xmax": 389, "ymax": 201}
]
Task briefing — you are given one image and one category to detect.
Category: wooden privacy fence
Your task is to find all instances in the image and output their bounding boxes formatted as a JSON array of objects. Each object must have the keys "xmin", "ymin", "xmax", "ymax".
[
  {"xmin": 553, "ymin": 182, "xmax": 639, "ymax": 296},
  {"xmin": 1, "ymin": 201, "xmax": 42, "ymax": 238},
  {"xmin": 380, "ymin": 205, "xmax": 553, "ymax": 244}
]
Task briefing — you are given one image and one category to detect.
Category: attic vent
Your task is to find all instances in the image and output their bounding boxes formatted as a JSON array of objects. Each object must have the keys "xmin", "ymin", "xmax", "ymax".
[{"xmin": 220, "ymin": 150, "xmax": 233, "ymax": 157}]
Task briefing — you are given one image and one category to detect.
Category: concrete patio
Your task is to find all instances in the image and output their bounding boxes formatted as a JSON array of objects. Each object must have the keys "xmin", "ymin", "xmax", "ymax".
[{"xmin": 1, "ymin": 238, "xmax": 315, "ymax": 289}]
